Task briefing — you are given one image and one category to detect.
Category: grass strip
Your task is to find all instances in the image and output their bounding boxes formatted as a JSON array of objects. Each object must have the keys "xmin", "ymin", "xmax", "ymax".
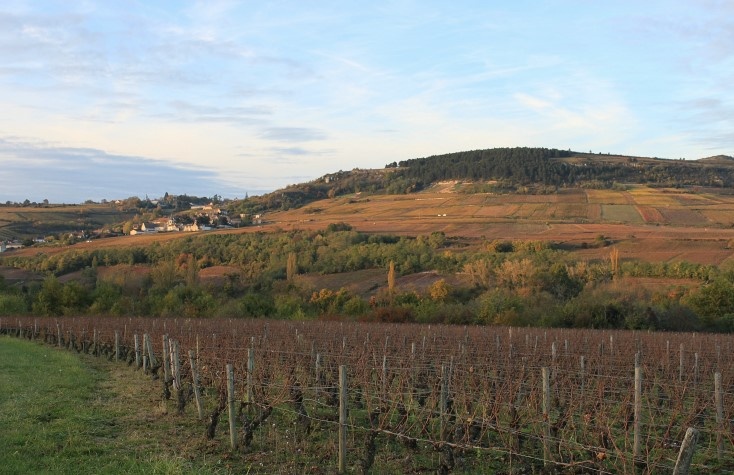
[{"xmin": 0, "ymin": 336, "xmax": 233, "ymax": 474}]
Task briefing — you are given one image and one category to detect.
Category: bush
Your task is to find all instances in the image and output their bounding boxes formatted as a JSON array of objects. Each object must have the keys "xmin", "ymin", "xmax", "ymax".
[
  {"xmin": 326, "ymin": 222, "xmax": 353, "ymax": 233},
  {"xmin": 0, "ymin": 294, "xmax": 28, "ymax": 315},
  {"xmin": 363, "ymin": 306, "xmax": 414, "ymax": 323}
]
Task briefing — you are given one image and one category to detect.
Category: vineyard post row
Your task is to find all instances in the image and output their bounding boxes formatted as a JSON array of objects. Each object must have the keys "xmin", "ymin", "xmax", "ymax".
[{"xmin": 1, "ymin": 316, "xmax": 732, "ymax": 474}]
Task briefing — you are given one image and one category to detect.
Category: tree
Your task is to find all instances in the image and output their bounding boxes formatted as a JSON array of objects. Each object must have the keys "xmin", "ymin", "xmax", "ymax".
[
  {"xmin": 609, "ymin": 247, "xmax": 620, "ymax": 278},
  {"xmin": 388, "ymin": 260, "xmax": 396, "ymax": 295},
  {"xmin": 685, "ymin": 277, "xmax": 734, "ymax": 329},
  {"xmin": 286, "ymin": 252, "xmax": 297, "ymax": 281},
  {"xmin": 151, "ymin": 260, "xmax": 179, "ymax": 291},
  {"xmin": 33, "ymin": 276, "xmax": 63, "ymax": 315},
  {"xmin": 464, "ymin": 259, "xmax": 494, "ymax": 288},
  {"xmin": 185, "ymin": 254, "xmax": 199, "ymax": 287},
  {"xmin": 429, "ymin": 279, "xmax": 450, "ymax": 301}
]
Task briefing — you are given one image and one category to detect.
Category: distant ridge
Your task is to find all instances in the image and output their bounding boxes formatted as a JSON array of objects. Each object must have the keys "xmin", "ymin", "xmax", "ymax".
[
  {"xmin": 698, "ymin": 155, "xmax": 734, "ymax": 163},
  {"xmin": 229, "ymin": 147, "xmax": 734, "ymax": 215}
]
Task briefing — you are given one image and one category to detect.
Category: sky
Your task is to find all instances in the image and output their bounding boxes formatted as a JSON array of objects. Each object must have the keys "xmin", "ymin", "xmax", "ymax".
[{"xmin": 0, "ymin": 1, "xmax": 732, "ymax": 203}]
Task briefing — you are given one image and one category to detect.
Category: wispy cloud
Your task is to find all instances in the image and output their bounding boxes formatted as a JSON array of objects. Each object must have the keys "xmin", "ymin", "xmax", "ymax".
[
  {"xmin": 259, "ymin": 127, "xmax": 326, "ymax": 142},
  {"xmin": 148, "ymin": 100, "xmax": 272, "ymax": 125},
  {"xmin": 0, "ymin": 136, "xmax": 239, "ymax": 202}
]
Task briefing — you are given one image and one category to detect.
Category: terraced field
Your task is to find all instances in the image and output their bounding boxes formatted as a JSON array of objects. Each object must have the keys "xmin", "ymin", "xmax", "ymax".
[
  {"xmin": 7, "ymin": 185, "xmax": 734, "ymax": 267},
  {"xmin": 0, "ymin": 205, "xmax": 132, "ymax": 240}
]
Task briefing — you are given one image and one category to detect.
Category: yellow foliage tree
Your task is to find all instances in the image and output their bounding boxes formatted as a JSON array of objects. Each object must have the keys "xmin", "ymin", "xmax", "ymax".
[
  {"xmin": 429, "ymin": 279, "xmax": 450, "ymax": 301},
  {"xmin": 388, "ymin": 260, "xmax": 396, "ymax": 295}
]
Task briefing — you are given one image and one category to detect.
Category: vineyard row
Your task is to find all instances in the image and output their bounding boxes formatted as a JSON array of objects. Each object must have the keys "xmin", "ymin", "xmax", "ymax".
[{"xmin": 2, "ymin": 317, "xmax": 733, "ymax": 474}]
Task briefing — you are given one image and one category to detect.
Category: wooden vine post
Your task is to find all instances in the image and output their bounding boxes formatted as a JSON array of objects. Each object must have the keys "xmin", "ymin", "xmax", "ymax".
[
  {"xmin": 633, "ymin": 353, "xmax": 642, "ymax": 462},
  {"xmin": 673, "ymin": 427, "xmax": 699, "ymax": 475},
  {"xmin": 715, "ymin": 372, "xmax": 724, "ymax": 462},
  {"xmin": 542, "ymin": 366, "xmax": 552, "ymax": 466},
  {"xmin": 580, "ymin": 355, "xmax": 586, "ymax": 394},
  {"xmin": 114, "ymin": 331, "xmax": 120, "ymax": 361},
  {"xmin": 338, "ymin": 365, "xmax": 348, "ymax": 474},
  {"xmin": 440, "ymin": 364, "xmax": 449, "ymax": 438},
  {"xmin": 144, "ymin": 333, "xmax": 157, "ymax": 368},
  {"xmin": 381, "ymin": 354, "xmax": 388, "ymax": 402},
  {"xmin": 175, "ymin": 340, "xmax": 182, "ymax": 384},
  {"xmin": 171, "ymin": 340, "xmax": 182, "ymax": 391},
  {"xmin": 162, "ymin": 335, "xmax": 171, "ymax": 383},
  {"xmin": 246, "ymin": 347, "xmax": 254, "ymax": 404},
  {"xmin": 134, "ymin": 334, "xmax": 141, "ymax": 368},
  {"xmin": 679, "ymin": 343, "xmax": 684, "ymax": 382},
  {"xmin": 188, "ymin": 350, "xmax": 204, "ymax": 420},
  {"xmin": 226, "ymin": 363, "xmax": 237, "ymax": 450}
]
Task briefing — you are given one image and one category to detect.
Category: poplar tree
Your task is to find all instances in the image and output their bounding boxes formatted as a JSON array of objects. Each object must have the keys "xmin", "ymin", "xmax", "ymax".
[
  {"xmin": 287, "ymin": 252, "xmax": 297, "ymax": 281},
  {"xmin": 388, "ymin": 260, "xmax": 396, "ymax": 295}
]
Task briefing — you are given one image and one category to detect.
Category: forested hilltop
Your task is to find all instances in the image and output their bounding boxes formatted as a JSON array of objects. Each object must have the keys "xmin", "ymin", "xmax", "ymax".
[{"xmin": 232, "ymin": 147, "xmax": 734, "ymax": 215}]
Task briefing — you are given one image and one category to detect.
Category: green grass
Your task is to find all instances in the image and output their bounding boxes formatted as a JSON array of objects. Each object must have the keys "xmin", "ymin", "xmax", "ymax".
[
  {"xmin": 0, "ymin": 337, "xmax": 227, "ymax": 474},
  {"xmin": 600, "ymin": 204, "xmax": 644, "ymax": 223}
]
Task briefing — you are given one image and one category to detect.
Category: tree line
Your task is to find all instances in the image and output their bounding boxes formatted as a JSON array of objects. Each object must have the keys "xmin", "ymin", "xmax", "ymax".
[{"xmin": 2, "ymin": 227, "xmax": 733, "ymax": 332}]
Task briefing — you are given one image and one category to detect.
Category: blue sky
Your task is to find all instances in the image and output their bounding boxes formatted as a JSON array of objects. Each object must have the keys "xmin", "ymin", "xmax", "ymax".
[{"xmin": 0, "ymin": 1, "xmax": 732, "ymax": 203}]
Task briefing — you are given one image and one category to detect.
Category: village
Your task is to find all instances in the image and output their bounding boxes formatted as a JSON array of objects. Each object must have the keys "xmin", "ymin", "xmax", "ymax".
[
  {"xmin": 0, "ymin": 199, "xmax": 265, "ymax": 252},
  {"xmin": 128, "ymin": 203, "xmax": 263, "ymax": 235}
]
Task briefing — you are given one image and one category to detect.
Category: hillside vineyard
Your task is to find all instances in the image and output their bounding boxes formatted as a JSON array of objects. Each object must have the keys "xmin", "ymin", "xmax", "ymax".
[{"xmin": 6, "ymin": 317, "xmax": 733, "ymax": 473}]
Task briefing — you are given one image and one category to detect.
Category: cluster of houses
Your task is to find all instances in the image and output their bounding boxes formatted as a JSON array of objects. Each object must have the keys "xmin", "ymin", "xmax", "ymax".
[
  {"xmin": 0, "ymin": 240, "xmax": 24, "ymax": 252},
  {"xmin": 129, "ymin": 206, "xmax": 261, "ymax": 235},
  {"xmin": 130, "ymin": 217, "xmax": 215, "ymax": 235}
]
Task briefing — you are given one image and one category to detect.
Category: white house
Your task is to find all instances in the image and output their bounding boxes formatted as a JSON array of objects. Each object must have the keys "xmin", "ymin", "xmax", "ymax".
[{"xmin": 140, "ymin": 222, "xmax": 158, "ymax": 233}]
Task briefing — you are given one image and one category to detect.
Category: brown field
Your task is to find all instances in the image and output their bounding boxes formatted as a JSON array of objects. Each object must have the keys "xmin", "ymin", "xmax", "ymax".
[
  {"xmin": 547, "ymin": 203, "xmax": 584, "ymax": 220},
  {"xmin": 627, "ymin": 188, "xmax": 680, "ymax": 206},
  {"xmin": 585, "ymin": 189, "xmax": 627, "ymax": 204},
  {"xmin": 672, "ymin": 193, "xmax": 717, "ymax": 205},
  {"xmin": 296, "ymin": 268, "xmax": 387, "ymax": 296},
  {"xmin": 0, "ymin": 265, "xmax": 43, "ymax": 283},
  {"xmin": 586, "ymin": 203, "xmax": 601, "ymax": 220},
  {"xmin": 636, "ymin": 205, "xmax": 666, "ymax": 224},
  {"xmin": 658, "ymin": 208, "xmax": 709, "ymax": 226},
  {"xmin": 701, "ymin": 210, "xmax": 734, "ymax": 226},
  {"xmin": 0, "ymin": 204, "xmax": 132, "ymax": 240},
  {"xmin": 7, "ymin": 185, "xmax": 734, "ymax": 267}
]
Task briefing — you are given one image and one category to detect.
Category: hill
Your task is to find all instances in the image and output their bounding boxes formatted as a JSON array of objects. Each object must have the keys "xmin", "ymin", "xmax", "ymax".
[
  {"xmin": 4, "ymin": 147, "xmax": 734, "ymax": 331},
  {"xmin": 0, "ymin": 203, "xmax": 134, "ymax": 242},
  {"xmin": 4, "ymin": 147, "xmax": 734, "ymax": 240},
  {"xmin": 229, "ymin": 147, "xmax": 734, "ymax": 215}
]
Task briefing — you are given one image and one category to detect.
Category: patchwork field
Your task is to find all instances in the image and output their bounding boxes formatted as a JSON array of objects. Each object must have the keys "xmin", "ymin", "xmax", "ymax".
[
  {"xmin": 263, "ymin": 185, "xmax": 734, "ymax": 265},
  {"xmin": 0, "ymin": 205, "xmax": 132, "ymax": 240},
  {"xmin": 6, "ymin": 185, "xmax": 734, "ymax": 267}
]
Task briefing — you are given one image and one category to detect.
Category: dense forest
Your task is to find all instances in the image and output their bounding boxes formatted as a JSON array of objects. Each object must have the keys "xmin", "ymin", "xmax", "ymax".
[
  {"xmin": 394, "ymin": 147, "xmax": 734, "ymax": 188},
  {"xmin": 2, "ymin": 227, "xmax": 732, "ymax": 332}
]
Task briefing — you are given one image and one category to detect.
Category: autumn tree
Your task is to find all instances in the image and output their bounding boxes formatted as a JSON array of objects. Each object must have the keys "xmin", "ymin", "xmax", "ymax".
[
  {"xmin": 286, "ymin": 252, "xmax": 298, "ymax": 281},
  {"xmin": 609, "ymin": 247, "xmax": 620, "ymax": 278},
  {"xmin": 388, "ymin": 260, "xmax": 396, "ymax": 295},
  {"xmin": 185, "ymin": 253, "xmax": 199, "ymax": 287},
  {"xmin": 429, "ymin": 279, "xmax": 450, "ymax": 301}
]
